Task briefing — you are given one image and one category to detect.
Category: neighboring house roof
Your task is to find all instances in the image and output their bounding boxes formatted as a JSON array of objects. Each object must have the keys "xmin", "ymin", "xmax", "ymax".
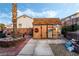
[
  {"xmin": 62, "ymin": 12, "xmax": 79, "ymax": 21},
  {"xmin": 33, "ymin": 18, "xmax": 61, "ymax": 25},
  {"xmin": 17, "ymin": 15, "xmax": 32, "ymax": 19},
  {"xmin": 6, "ymin": 24, "xmax": 13, "ymax": 28}
]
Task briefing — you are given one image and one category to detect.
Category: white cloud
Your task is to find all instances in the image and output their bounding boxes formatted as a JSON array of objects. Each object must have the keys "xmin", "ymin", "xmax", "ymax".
[
  {"xmin": 17, "ymin": 9, "xmax": 57, "ymax": 18},
  {"xmin": 0, "ymin": 13, "xmax": 12, "ymax": 24},
  {"xmin": 75, "ymin": 10, "xmax": 79, "ymax": 13},
  {"xmin": 0, "ymin": 9, "xmax": 57, "ymax": 24},
  {"xmin": 0, "ymin": 13, "xmax": 9, "ymax": 18}
]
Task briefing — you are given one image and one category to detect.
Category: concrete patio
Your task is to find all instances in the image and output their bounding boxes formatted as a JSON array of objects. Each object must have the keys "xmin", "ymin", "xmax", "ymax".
[{"xmin": 18, "ymin": 38, "xmax": 66, "ymax": 56}]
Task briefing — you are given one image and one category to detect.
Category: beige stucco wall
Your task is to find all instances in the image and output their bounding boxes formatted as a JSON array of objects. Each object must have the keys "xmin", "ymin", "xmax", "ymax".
[
  {"xmin": 6, "ymin": 16, "xmax": 33, "ymax": 29},
  {"xmin": 17, "ymin": 16, "xmax": 33, "ymax": 28}
]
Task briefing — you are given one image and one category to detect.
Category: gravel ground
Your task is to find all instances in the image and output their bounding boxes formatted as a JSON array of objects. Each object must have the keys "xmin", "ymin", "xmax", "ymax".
[{"xmin": 50, "ymin": 44, "xmax": 79, "ymax": 56}]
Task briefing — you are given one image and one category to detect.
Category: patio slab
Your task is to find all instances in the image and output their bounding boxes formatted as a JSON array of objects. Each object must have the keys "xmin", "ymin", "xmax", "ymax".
[
  {"xmin": 18, "ymin": 39, "xmax": 55, "ymax": 56},
  {"xmin": 18, "ymin": 39, "xmax": 37, "ymax": 56},
  {"xmin": 34, "ymin": 40, "xmax": 54, "ymax": 56}
]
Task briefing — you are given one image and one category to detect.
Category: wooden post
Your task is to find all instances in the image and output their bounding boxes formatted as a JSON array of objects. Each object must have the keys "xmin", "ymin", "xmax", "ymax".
[{"xmin": 12, "ymin": 3, "xmax": 17, "ymax": 38}]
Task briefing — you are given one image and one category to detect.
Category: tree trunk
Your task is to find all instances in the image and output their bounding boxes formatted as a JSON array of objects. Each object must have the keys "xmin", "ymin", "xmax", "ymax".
[{"xmin": 12, "ymin": 3, "xmax": 17, "ymax": 38}]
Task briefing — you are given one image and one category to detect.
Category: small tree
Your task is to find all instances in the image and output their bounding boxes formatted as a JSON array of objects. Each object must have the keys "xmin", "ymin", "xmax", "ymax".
[{"xmin": 0, "ymin": 23, "xmax": 5, "ymax": 29}]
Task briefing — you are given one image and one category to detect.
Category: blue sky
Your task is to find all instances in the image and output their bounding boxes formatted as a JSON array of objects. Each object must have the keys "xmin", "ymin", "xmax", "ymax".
[{"xmin": 0, "ymin": 3, "xmax": 79, "ymax": 24}]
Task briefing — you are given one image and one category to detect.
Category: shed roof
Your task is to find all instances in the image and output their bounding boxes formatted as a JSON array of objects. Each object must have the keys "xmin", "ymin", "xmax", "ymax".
[{"xmin": 33, "ymin": 18, "xmax": 61, "ymax": 25}]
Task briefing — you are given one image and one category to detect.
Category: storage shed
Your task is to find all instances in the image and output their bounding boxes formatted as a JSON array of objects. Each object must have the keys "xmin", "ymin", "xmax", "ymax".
[{"xmin": 33, "ymin": 18, "xmax": 61, "ymax": 39}]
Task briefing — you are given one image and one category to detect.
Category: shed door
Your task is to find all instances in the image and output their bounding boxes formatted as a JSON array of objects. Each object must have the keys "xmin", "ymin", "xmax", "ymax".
[
  {"xmin": 42, "ymin": 25, "xmax": 47, "ymax": 39},
  {"xmin": 48, "ymin": 25, "xmax": 53, "ymax": 38},
  {"xmin": 33, "ymin": 25, "xmax": 41, "ymax": 39}
]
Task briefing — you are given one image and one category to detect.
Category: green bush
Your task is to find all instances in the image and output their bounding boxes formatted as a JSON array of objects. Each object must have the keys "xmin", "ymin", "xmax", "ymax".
[{"xmin": 61, "ymin": 24, "xmax": 78, "ymax": 37}]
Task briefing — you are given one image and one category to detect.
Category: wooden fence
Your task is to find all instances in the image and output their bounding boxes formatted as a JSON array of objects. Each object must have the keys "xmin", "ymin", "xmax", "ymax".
[{"xmin": 66, "ymin": 32, "xmax": 79, "ymax": 40}]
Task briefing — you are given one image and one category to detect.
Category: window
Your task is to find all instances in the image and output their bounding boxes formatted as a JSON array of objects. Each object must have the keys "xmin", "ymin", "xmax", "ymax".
[
  {"xmin": 19, "ymin": 24, "xmax": 22, "ymax": 28},
  {"xmin": 23, "ymin": 16, "xmax": 26, "ymax": 18}
]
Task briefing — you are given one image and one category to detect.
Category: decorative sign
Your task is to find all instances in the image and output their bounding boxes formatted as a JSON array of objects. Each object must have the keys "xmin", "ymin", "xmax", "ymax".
[
  {"xmin": 48, "ymin": 29, "xmax": 52, "ymax": 32},
  {"xmin": 34, "ymin": 28, "xmax": 39, "ymax": 33}
]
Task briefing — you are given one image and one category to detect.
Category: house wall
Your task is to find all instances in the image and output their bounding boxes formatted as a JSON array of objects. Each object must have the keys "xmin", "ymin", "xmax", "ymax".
[
  {"xmin": 17, "ymin": 16, "xmax": 33, "ymax": 28},
  {"xmin": 62, "ymin": 13, "xmax": 79, "ymax": 27},
  {"xmin": 6, "ymin": 16, "xmax": 33, "ymax": 34},
  {"xmin": 77, "ymin": 18, "xmax": 79, "ymax": 25}
]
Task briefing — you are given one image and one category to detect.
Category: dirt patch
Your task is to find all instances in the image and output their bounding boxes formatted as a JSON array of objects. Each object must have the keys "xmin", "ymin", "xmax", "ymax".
[
  {"xmin": 50, "ymin": 44, "xmax": 79, "ymax": 56},
  {"xmin": 0, "ymin": 38, "xmax": 30, "ymax": 56}
]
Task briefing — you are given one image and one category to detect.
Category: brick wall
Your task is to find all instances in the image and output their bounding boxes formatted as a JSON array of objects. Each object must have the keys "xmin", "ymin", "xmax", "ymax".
[{"xmin": 7, "ymin": 28, "xmax": 32, "ymax": 34}]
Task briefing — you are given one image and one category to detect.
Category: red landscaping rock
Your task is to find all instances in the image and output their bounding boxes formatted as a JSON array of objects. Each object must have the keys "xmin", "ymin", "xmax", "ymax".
[{"xmin": 0, "ymin": 38, "xmax": 30, "ymax": 56}]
